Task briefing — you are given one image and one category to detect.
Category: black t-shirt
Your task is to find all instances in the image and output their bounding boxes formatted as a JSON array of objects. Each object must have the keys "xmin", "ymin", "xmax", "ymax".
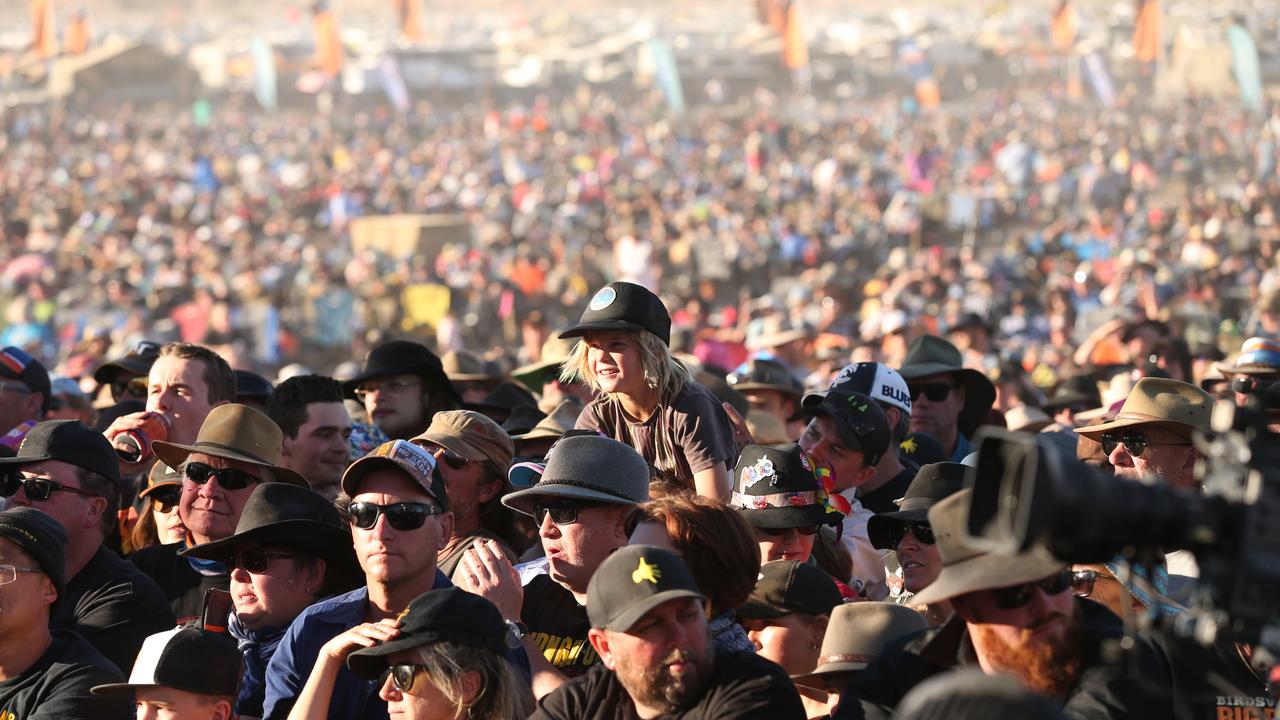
[
  {"xmin": 857, "ymin": 466, "xmax": 916, "ymax": 515},
  {"xmin": 521, "ymin": 574, "xmax": 599, "ymax": 678},
  {"xmin": 530, "ymin": 649, "xmax": 806, "ymax": 720},
  {"xmin": 1152, "ymin": 633, "xmax": 1273, "ymax": 720},
  {"xmin": 0, "ymin": 630, "xmax": 131, "ymax": 720},
  {"xmin": 130, "ymin": 541, "xmax": 229, "ymax": 624},
  {"xmin": 52, "ymin": 546, "xmax": 177, "ymax": 673}
]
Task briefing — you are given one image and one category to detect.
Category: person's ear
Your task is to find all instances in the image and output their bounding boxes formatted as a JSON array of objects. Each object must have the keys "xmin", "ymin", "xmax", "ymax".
[
  {"xmin": 85, "ymin": 495, "xmax": 109, "ymax": 531},
  {"xmin": 24, "ymin": 393, "xmax": 43, "ymax": 421},
  {"xmin": 458, "ymin": 670, "xmax": 482, "ymax": 705},
  {"xmin": 812, "ymin": 614, "xmax": 830, "ymax": 649},
  {"xmin": 300, "ymin": 558, "xmax": 327, "ymax": 595},
  {"xmin": 211, "ymin": 698, "xmax": 234, "ymax": 720},
  {"xmin": 476, "ymin": 474, "xmax": 502, "ymax": 504},
  {"xmin": 588, "ymin": 628, "xmax": 615, "ymax": 670},
  {"xmin": 40, "ymin": 575, "xmax": 57, "ymax": 607}
]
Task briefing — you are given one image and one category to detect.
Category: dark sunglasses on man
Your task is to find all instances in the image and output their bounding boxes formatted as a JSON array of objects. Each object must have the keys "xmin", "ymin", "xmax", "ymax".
[
  {"xmin": 229, "ymin": 547, "xmax": 297, "ymax": 575},
  {"xmin": 0, "ymin": 473, "xmax": 101, "ymax": 502},
  {"xmin": 147, "ymin": 485, "xmax": 182, "ymax": 513},
  {"xmin": 1231, "ymin": 375, "xmax": 1279, "ymax": 396},
  {"xmin": 885, "ymin": 520, "xmax": 935, "ymax": 547},
  {"xmin": 1098, "ymin": 431, "xmax": 1192, "ymax": 458},
  {"xmin": 110, "ymin": 376, "xmax": 149, "ymax": 402},
  {"xmin": 348, "ymin": 501, "xmax": 440, "ymax": 531},
  {"xmin": 989, "ymin": 570, "xmax": 1075, "ymax": 610},
  {"xmin": 184, "ymin": 462, "xmax": 262, "ymax": 491},
  {"xmin": 908, "ymin": 382, "xmax": 956, "ymax": 403},
  {"xmin": 532, "ymin": 499, "xmax": 608, "ymax": 527}
]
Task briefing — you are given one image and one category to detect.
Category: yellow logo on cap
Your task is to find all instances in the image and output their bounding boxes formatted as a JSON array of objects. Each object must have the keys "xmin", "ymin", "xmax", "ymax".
[
  {"xmin": 395, "ymin": 606, "xmax": 411, "ymax": 623},
  {"xmin": 632, "ymin": 557, "xmax": 661, "ymax": 585},
  {"xmin": 900, "ymin": 437, "xmax": 918, "ymax": 454}
]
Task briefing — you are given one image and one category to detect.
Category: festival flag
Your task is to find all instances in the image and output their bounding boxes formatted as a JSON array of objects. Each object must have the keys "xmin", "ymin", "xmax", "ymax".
[
  {"xmin": 648, "ymin": 38, "xmax": 685, "ymax": 116},
  {"xmin": 63, "ymin": 8, "xmax": 90, "ymax": 56},
  {"xmin": 29, "ymin": 0, "xmax": 57, "ymax": 59},
  {"xmin": 312, "ymin": 2, "xmax": 344, "ymax": 80},
  {"xmin": 1132, "ymin": 0, "xmax": 1161, "ymax": 64},
  {"xmin": 1083, "ymin": 50, "xmax": 1115, "ymax": 107},
  {"xmin": 379, "ymin": 55, "xmax": 410, "ymax": 113},
  {"xmin": 251, "ymin": 38, "xmax": 279, "ymax": 112},
  {"xmin": 395, "ymin": 0, "xmax": 424, "ymax": 42},
  {"xmin": 1051, "ymin": 0, "xmax": 1078, "ymax": 51},
  {"xmin": 1228, "ymin": 21, "xmax": 1263, "ymax": 116},
  {"xmin": 782, "ymin": 1, "xmax": 808, "ymax": 71},
  {"xmin": 899, "ymin": 39, "xmax": 940, "ymax": 110}
]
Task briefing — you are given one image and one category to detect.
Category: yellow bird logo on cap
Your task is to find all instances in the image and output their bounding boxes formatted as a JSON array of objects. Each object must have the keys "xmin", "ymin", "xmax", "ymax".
[
  {"xmin": 632, "ymin": 557, "xmax": 661, "ymax": 585},
  {"xmin": 900, "ymin": 437, "xmax": 918, "ymax": 454}
]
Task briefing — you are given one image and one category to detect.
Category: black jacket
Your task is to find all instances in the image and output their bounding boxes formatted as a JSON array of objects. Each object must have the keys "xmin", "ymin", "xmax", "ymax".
[{"xmin": 834, "ymin": 599, "xmax": 1175, "ymax": 719}]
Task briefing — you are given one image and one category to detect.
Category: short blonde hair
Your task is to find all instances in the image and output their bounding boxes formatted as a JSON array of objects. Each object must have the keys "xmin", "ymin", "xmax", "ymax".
[{"xmin": 561, "ymin": 330, "xmax": 690, "ymax": 405}]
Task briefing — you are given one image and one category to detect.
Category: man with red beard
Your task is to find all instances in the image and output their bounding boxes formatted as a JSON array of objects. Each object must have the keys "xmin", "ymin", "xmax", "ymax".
[
  {"xmin": 834, "ymin": 490, "xmax": 1175, "ymax": 719},
  {"xmin": 530, "ymin": 545, "xmax": 806, "ymax": 719}
]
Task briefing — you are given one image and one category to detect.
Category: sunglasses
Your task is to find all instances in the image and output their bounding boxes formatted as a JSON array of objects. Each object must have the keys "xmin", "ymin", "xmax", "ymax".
[
  {"xmin": 424, "ymin": 446, "xmax": 470, "ymax": 471},
  {"xmin": 110, "ymin": 377, "xmax": 149, "ymax": 401},
  {"xmin": 908, "ymin": 382, "xmax": 955, "ymax": 403},
  {"xmin": 381, "ymin": 663, "xmax": 428, "ymax": 694},
  {"xmin": 989, "ymin": 570, "xmax": 1074, "ymax": 610},
  {"xmin": 885, "ymin": 521, "xmax": 935, "ymax": 547},
  {"xmin": 1231, "ymin": 375, "xmax": 1279, "ymax": 396},
  {"xmin": 349, "ymin": 501, "xmax": 440, "ymax": 531},
  {"xmin": 148, "ymin": 486, "xmax": 182, "ymax": 513},
  {"xmin": 184, "ymin": 462, "xmax": 262, "ymax": 491},
  {"xmin": 532, "ymin": 501, "xmax": 604, "ymax": 527},
  {"xmin": 757, "ymin": 525, "xmax": 820, "ymax": 537},
  {"xmin": 230, "ymin": 548, "xmax": 296, "ymax": 575},
  {"xmin": 1, "ymin": 475, "xmax": 100, "ymax": 502},
  {"xmin": 1068, "ymin": 569, "xmax": 1118, "ymax": 598},
  {"xmin": 1099, "ymin": 432, "xmax": 1192, "ymax": 458}
]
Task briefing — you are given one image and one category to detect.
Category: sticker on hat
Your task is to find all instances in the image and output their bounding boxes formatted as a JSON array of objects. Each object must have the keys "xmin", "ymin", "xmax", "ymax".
[
  {"xmin": 632, "ymin": 557, "xmax": 661, "ymax": 585},
  {"xmin": 374, "ymin": 440, "xmax": 436, "ymax": 478},
  {"xmin": 799, "ymin": 453, "xmax": 813, "ymax": 472},
  {"xmin": 589, "ymin": 286, "xmax": 618, "ymax": 311},
  {"xmin": 742, "ymin": 456, "xmax": 777, "ymax": 489}
]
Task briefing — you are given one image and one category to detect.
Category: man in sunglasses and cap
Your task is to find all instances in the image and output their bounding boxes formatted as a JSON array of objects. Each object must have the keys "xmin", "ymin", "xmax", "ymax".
[
  {"xmin": 896, "ymin": 335, "xmax": 997, "ymax": 462},
  {"xmin": 130, "ymin": 404, "xmax": 310, "ymax": 624},
  {"xmin": 836, "ymin": 490, "xmax": 1175, "ymax": 719},
  {"xmin": 262, "ymin": 439, "xmax": 455, "ymax": 720},
  {"xmin": 530, "ymin": 545, "xmax": 805, "ymax": 719},
  {"xmin": 0, "ymin": 420, "xmax": 174, "ymax": 672}
]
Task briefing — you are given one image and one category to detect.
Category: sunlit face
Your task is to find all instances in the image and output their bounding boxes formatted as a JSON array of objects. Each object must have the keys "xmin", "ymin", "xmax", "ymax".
[
  {"xmin": 377, "ymin": 649, "xmax": 474, "ymax": 720},
  {"xmin": 350, "ymin": 470, "xmax": 451, "ymax": 587},
  {"xmin": 280, "ymin": 402, "xmax": 352, "ymax": 493},
  {"xmin": 360, "ymin": 374, "xmax": 428, "ymax": 440},
  {"xmin": 954, "ymin": 574, "xmax": 1076, "ymax": 650},
  {"xmin": 741, "ymin": 612, "xmax": 824, "ymax": 676},
  {"xmin": 906, "ymin": 373, "xmax": 966, "ymax": 443},
  {"xmin": 798, "ymin": 416, "xmax": 870, "ymax": 492},
  {"xmin": 539, "ymin": 503, "xmax": 629, "ymax": 597},
  {"xmin": 134, "ymin": 686, "xmax": 232, "ymax": 720},
  {"xmin": 1104, "ymin": 425, "xmax": 1198, "ymax": 490},
  {"xmin": 895, "ymin": 523, "xmax": 944, "ymax": 594},
  {"xmin": 0, "ymin": 538, "xmax": 55, "ymax": 636},
  {"xmin": 229, "ymin": 544, "xmax": 322, "ymax": 631},
  {"xmin": 178, "ymin": 452, "xmax": 268, "ymax": 545},
  {"xmin": 584, "ymin": 332, "xmax": 647, "ymax": 397},
  {"xmin": 754, "ymin": 526, "xmax": 816, "ymax": 564},
  {"xmin": 590, "ymin": 597, "xmax": 713, "ymax": 717},
  {"xmin": 5, "ymin": 460, "xmax": 101, "ymax": 545},
  {"xmin": 147, "ymin": 355, "xmax": 219, "ymax": 447}
]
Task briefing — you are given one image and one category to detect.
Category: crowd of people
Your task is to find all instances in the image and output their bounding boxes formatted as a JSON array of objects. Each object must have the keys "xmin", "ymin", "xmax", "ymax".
[{"xmin": 1, "ymin": 44, "xmax": 1280, "ymax": 718}]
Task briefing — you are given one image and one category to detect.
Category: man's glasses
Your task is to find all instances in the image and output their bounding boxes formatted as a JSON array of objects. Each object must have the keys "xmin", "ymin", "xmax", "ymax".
[
  {"xmin": 885, "ymin": 521, "xmax": 935, "ymax": 547},
  {"xmin": 421, "ymin": 445, "xmax": 470, "ymax": 471},
  {"xmin": 0, "ymin": 565, "xmax": 42, "ymax": 586},
  {"xmin": 1068, "ymin": 569, "xmax": 1113, "ymax": 598},
  {"xmin": 990, "ymin": 570, "xmax": 1074, "ymax": 610},
  {"xmin": 148, "ymin": 486, "xmax": 182, "ymax": 513},
  {"xmin": 110, "ymin": 377, "xmax": 149, "ymax": 402},
  {"xmin": 353, "ymin": 380, "xmax": 422, "ymax": 402},
  {"xmin": 756, "ymin": 525, "xmax": 820, "ymax": 537},
  {"xmin": 349, "ymin": 501, "xmax": 440, "ymax": 531},
  {"xmin": 1099, "ymin": 432, "xmax": 1192, "ymax": 458},
  {"xmin": 533, "ymin": 501, "xmax": 603, "ymax": 527},
  {"xmin": 0, "ymin": 381, "xmax": 32, "ymax": 396},
  {"xmin": 908, "ymin": 382, "xmax": 955, "ymax": 403},
  {"xmin": 1231, "ymin": 375, "xmax": 1279, "ymax": 396},
  {"xmin": 230, "ymin": 548, "xmax": 296, "ymax": 575},
  {"xmin": 1, "ymin": 474, "xmax": 100, "ymax": 502},
  {"xmin": 382, "ymin": 663, "xmax": 427, "ymax": 694},
  {"xmin": 184, "ymin": 462, "xmax": 262, "ymax": 491}
]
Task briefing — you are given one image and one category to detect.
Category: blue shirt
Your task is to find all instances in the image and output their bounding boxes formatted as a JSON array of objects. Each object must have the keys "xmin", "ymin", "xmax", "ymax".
[
  {"xmin": 949, "ymin": 432, "xmax": 973, "ymax": 463},
  {"xmin": 263, "ymin": 574, "xmax": 449, "ymax": 720}
]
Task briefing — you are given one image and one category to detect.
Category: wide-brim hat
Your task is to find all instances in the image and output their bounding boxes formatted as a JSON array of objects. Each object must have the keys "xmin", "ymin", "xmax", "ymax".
[
  {"xmin": 512, "ymin": 400, "xmax": 580, "ymax": 443},
  {"xmin": 502, "ymin": 434, "xmax": 650, "ymax": 515},
  {"xmin": 747, "ymin": 315, "xmax": 812, "ymax": 351},
  {"xmin": 180, "ymin": 483, "xmax": 358, "ymax": 580},
  {"xmin": 1042, "ymin": 374, "xmax": 1101, "ymax": 413},
  {"xmin": 909, "ymin": 490, "xmax": 1065, "ymax": 607},
  {"xmin": 1216, "ymin": 337, "xmax": 1280, "ymax": 376},
  {"xmin": 441, "ymin": 350, "xmax": 504, "ymax": 383},
  {"xmin": 1075, "ymin": 377, "xmax": 1214, "ymax": 441},
  {"xmin": 867, "ymin": 462, "xmax": 968, "ymax": 550},
  {"xmin": 897, "ymin": 335, "xmax": 997, "ymax": 433},
  {"xmin": 1004, "ymin": 405, "xmax": 1052, "ymax": 434},
  {"xmin": 511, "ymin": 335, "xmax": 578, "ymax": 389},
  {"xmin": 790, "ymin": 602, "xmax": 929, "ymax": 689},
  {"xmin": 340, "ymin": 340, "xmax": 459, "ymax": 404},
  {"xmin": 727, "ymin": 357, "xmax": 803, "ymax": 404},
  {"xmin": 153, "ymin": 404, "xmax": 309, "ymax": 488}
]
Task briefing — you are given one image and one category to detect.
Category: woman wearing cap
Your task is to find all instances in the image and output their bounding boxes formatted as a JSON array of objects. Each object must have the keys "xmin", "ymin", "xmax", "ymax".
[
  {"xmin": 128, "ymin": 462, "xmax": 188, "ymax": 551},
  {"xmin": 627, "ymin": 494, "xmax": 760, "ymax": 655},
  {"xmin": 288, "ymin": 588, "xmax": 532, "ymax": 720},
  {"xmin": 562, "ymin": 282, "xmax": 738, "ymax": 501}
]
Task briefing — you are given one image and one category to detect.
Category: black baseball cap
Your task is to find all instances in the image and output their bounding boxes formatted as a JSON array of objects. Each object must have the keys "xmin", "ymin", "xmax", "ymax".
[
  {"xmin": 560, "ymin": 282, "xmax": 672, "ymax": 346},
  {"xmin": 92, "ymin": 626, "xmax": 243, "ymax": 697},
  {"xmin": 0, "ymin": 420, "xmax": 122, "ymax": 489},
  {"xmin": 587, "ymin": 546, "xmax": 705, "ymax": 632},
  {"xmin": 0, "ymin": 346, "xmax": 51, "ymax": 412},
  {"xmin": 347, "ymin": 588, "xmax": 512, "ymax": 678},
  {"xmin": 800, "ymin": 389, "xmax": 892, "ymax": 466},
  {"xmin": 92, "ymin": 340, "xmax": 161, "ymax": 385},
  {"xmin": 737, "ymin": 560, "xmax": 842, "ymax": 620},
  {"xmin": 0, "ymin": 507, "xmax": 67, "ymax": 605}
]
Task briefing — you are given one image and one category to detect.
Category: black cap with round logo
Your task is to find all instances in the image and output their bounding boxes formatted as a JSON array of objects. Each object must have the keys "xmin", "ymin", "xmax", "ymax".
[
  {"xmin": 586, "ymin": 545, "xmax": 705, "ymax": 632},
  {"xmin": 559, "ymin": 282, "xmax": 672, "ymax": 346}
]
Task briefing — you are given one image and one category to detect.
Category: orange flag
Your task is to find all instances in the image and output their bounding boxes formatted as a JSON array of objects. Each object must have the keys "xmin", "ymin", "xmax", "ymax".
[
  {"xmin": 64, "ymin": 10, "xmax": 90, "ymax": 56},
  {"xmin": 782, "ymin": 1, "xmax": 808, "ymax": 71},
  {"xmin": 30, "ymin": 0, "xmax": 56, "ymax": 59},
  {"xmin": 313, "ymin": 4, "xmax": 344, "ymax": 79},
  {"xmin": 1051, "ymin": 0, "xmax": 1077, "ymax": 51},
  {"xmin": 396, "ymin": 0, "xmax": 424, "ymax": 42},
  {"xmin": 1132, "ymin": 0, "xmax": 1160, "ymax": 64}
]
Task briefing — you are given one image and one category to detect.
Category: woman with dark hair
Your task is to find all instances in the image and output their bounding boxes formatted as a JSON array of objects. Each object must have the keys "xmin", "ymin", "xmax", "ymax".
[
  {"xmin": 562, "ymin": 281, "xmax": 738, "ymax": 500},
  {"xmin": 627, "ymin": 493, "xmax": 761, "ymax": 654}
]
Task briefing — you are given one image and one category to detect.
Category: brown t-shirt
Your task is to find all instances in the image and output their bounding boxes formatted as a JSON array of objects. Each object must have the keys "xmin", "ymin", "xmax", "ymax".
[{"xmin": 575, "ymin": 380, "xmax": 737, "ymax": 486}]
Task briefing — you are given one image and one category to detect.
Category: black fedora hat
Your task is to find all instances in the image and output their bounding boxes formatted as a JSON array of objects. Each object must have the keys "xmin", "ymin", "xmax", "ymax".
[
  {"xmin": 341, "ymin": 340, "xmax": 459, "ymax": 404},
  {"xmin": 867, "ymin": 462, "xmax": 967, "ymax": 550},
  {"xmin": 1042, "ymin": 374, "xmax": 1101, "ymax": 414},
  {"xmin": 897, "ymin": 335, "xmax": 997, "ymax": 435},
  {"xmin": 730, "ymin": 443, "xmax": 840, "ymax": 529},
  {"xmin": 180, "ymin": 482, "xmax": 358, "ymax": 577}
]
